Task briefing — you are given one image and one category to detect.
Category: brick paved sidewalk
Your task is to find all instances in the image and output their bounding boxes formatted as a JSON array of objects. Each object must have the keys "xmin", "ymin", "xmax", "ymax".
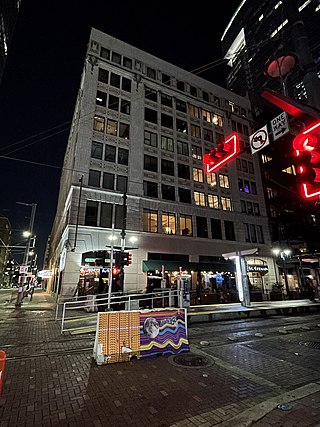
[{"xmin": 1, "ymin": 291, "xmax": 320, "ymax": 426}]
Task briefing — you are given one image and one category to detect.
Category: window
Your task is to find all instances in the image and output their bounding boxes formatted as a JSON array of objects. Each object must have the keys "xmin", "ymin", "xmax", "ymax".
[
  {"xmin": 176, "ymin": 99, "xmax": 187, "ymax": 112},
  {"xmin": 111, "ymin": 51, "xmax": 121, "ymax": 64},
  {"xmin": 96, "ymin": 90, "xmax": 107, "ymax": 107},
  {"xmin": 247, "ymin": 201, "xmax": 253, "ymax": 215},
  {"xmin": 100, "ymin": 48, "xmax": 110, "ymax": 60},
  {"xmin": 189, "ymin": 104, "xmax": 200, "ymax": 118},
  {"xmin": 118, "ymin": 148, "xmax": 128, "ymax": 165},
  {"xmin": 251, "ymin": 182, "xmax": 257, "ymax": 195},
  {"xmin": 212, "ymin": 113, "xmax": 223, "ymax": 127},
  {"xmin": 202, "ymin": 109, "xmax": 211, "ymax": 122},
  {"xmin": 110, "ymin": 72, "xmax": 120, "ymax": 88},
  {"xmin": 192, "ymin": 145, "xmax": 202, "ymax": 160},
  {"xmin": 161, "ymin": 136, "xmax": 174, "ymax": 152},
  {"xmin": 161, "ymin": 113, "xmax": 173, "ymax": 129},
  {"xmin": 176, "ymin": 118, "xmax": 188, "ymax": 133},
  {"xmin": 196, "ymin": 216, "xmax": 208, "ymax": 238},
  {"xmin": 177, "ymin": 140, "xmax": 189, "ymax": 156},
  {"xmin": 162, "ymin": 212, "xmax": 176, "ymax": 234},
  {"xmin": 85, "ymin": 201, "xmax": 98, "ymax": 226},
  {"xmin": 123, "ymin": 56, "xmax": 132, "ymax": 69},
  {"xmin": 88, "ymin": 170, "xmax": 101, "ymax": 187},
  {"xmin": 144, "ymin": 181, "xmax": 158, "ymax": 197},
  {"xmin": 219, "ymin": 174, "xmax": 230, "ymax": 189},
  {"xmin": 178, "ymin": 164, "xmax": 190, "ymax": 180},
  {"xmin": 115, "ymin": 205, "xmax": 125, "ymax": 229},
  {"xmin": 162, "ymin": 184, "xmax": 175, "ymax": 201},
  {"xmin": 144, "ymin": 155, "xmax": 157, "ymax": 172},
  {"xmin": 100, "ymin": 202, "xmax": 112, "ymax": 228},
  {"xmin": 161, "ymin": 159, "xmax": 174, "ymax": 176},
  {"xmin": 194, "ymin": 191, "xmax": 205, "ymax": 206},
  {"xmin": 145, "ymin": 87, "xmax": 157, "ymax": 102},
  {"xmin": 108, "ymin": 95, "xmax": 119, "ymax": 111},
  {"xmin": 245, "ymin": 224, "xmax": 264, "ymax": 243},
  {"xmin": 177, "ymin": 81, "xmax": 185, "ymax": 92},
  {"xmin": 241, "ymin": 200, "xmax": 247, "ymax": 213},
  {"xmin": 162, "ymin": 73, "xmax": 171, "ymax": 85},
  {"xmin": 221, "ymin": 197, "xmax": 232, "ymax": 211},
  {"xmin": 225, "ymin": 221, "xmax": 235, "ymax": 240},
  {"xmin": 102, "ymin": 172, "xmax": 114, "ymax": 190},
  {"xmin": 180, "ymin": 214, "xmax": 192, "ymax": 236},
  {"xmin": 253, "ymin": 203, "xmax": 260, "ymax": 215},
  {"xmin": 144, "ymin": 130, "xmax": 157, "ymax": 147},
  {"xmin": 193, "ymin": 167, "xmax": 204, "ymax": 182},
  {"xmin": 202, "ymin": 91, "xmax": 209, "ymax": 102},
  {"xmin": 143, "ymin": 209, "xmax": 158, "ymax": 232},
  {"xmin": 208, "ymin": 194, "xmax": 219, "ymax": 209},
  {"xmin": 190, "ymin": 85, "xmax": 197, "ymax": 97},
  {"xmin": 203, "ymin": 129, "xmax": 213, "ymax": 142},
  {"xmin": 106, "ymin": 119, "xmax": 117, "ymax": 136},
  {"xmin": 146, "ymin": 67, "xmax": 156, "ymax": 80},
  {"xmin": 122, "ymin": 77, "xmax": 131, "ymax": 92},
  {"xmin": 207, "ymin": 173, "xmax": 217, "ymax": 187},
  {"xmin": 178, "ymin": 188, "xmax": 191, "ymax": 204},
  {"xmin": 191, "ymin": 124, "xmax": 201, "ymax": 138},
  {"xmin": 93, "ymin": 116, "xmax": 105, "ymax": 132},
  {"xmin": 145, "ymin": 107, "xmax": 158, "ymax": 124},
  {"xmin": 91, "ymin": 141, "xmax": 103, "ymax": 159},
  {"xmin": 120, "ymin": 99, "xmax": 130, "ymax": 115},
  {"xmin": 161, "ymin": 93, "xmax": 173, "ymax": 107},
  {"xmin": 105, "ymin": 145, "xmax": 116, "ymax": 162},
  {"xmin": 211, "ymin": 218, "xmax": 222, "ymax": 239},
  {"xmin": 98, "ymin": 68, "xmax": 109, "ymax": 84},
  {"xmin": 119, "ymin": 122, "xmax": 130, "ymax": 139},
  {"xmin": 117, "ymin": 176, "xmax": 127, "ymax": 193},
  {"xmin": 241, "ymin": 159, "xmax": 248, "ymax": 173}
]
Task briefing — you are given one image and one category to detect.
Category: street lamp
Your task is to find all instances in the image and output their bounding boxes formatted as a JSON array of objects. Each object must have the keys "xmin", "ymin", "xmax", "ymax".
[{"xmin": 272, "ymin": 248, "xmax": 292, "ymax": 297}]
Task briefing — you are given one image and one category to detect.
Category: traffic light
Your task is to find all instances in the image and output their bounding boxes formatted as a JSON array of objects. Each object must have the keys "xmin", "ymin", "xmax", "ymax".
[
  {"xmin": 203, "ymin": 134, "xmax": 240, "ymax": 173},
  {"xmin": 128, "ymin": 253, "xmax": 132, "ymax": 265},
  {"xmin": 293, "ymin": 120, "xmax": 320, "ymax": 199}
]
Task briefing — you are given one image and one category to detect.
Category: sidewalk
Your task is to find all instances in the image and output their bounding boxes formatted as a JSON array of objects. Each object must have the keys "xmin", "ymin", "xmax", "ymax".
[{"xmin": 1, "ymin": 290, "xmax": 320, "ymax": 426}]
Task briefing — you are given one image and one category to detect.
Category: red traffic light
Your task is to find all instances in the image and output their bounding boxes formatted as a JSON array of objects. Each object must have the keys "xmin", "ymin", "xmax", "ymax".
[
  {"xmin": 203, "ymin": 134, "xmax": 240, "ymax": 174},
  {"xmin": 128, "ymin": 253, "xmax": 132, "ymax": 265}
]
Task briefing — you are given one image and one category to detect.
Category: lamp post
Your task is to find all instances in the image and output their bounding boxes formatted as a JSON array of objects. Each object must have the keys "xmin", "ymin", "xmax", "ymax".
[{"xmin": 272, "ymin": 248, "xmax": 292, "ymax": 298}]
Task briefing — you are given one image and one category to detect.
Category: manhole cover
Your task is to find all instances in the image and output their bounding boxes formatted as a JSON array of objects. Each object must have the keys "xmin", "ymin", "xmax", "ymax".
[
  {"xmin": 173, "ymin": 353, "xmax": 211, "ymax": 367},
  {"xmin": 299, "ymin": 341, "xmax": 320, "ymax": 350}
]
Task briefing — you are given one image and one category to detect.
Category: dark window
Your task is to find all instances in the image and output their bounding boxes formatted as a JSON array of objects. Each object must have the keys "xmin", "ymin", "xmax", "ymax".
[
  {"xmin": 115, "ymin": 205, "xmax": 125, "ymax": 229},
  {"xmin": 202, "ymin": 91, "xmax": 209, "ymax": 102},
  {"xmin": 117, "ymin": 176, "xmax": 127, "ymax": 193},
  {"xmin": 123, "ymin": 56, "xmax": 132, "ymax": 69},
  {"xmin": 176, "ymin": 118, "xmax": 188, "ymax": 133},
  {"xmin": 111, "ymin": 51, "xmax": 121, "ymax": 64},
  {"xmin": 144, "ymin": 155, "xmax": 157, "ymax": 172},
  {"xmin": 88, "ymin": 170, "xmax": 101, "ymax": 187},
  {"xmin": 161, "ymin": 93, "xmax": 173, "ymax": 107},
  {"xmin": 100, "ymin": 47, "xmax": 110, "ymax": 60},
  {"xmin": 144, "ymin": 130, "xmax": 157, "ymax": 147},
  {"xmin": 108, "ymin": 94, "xmax": 119, "ymax": 111},
  {"xmin": 119, "ymin": 123, "xmax": 130, "ymax": 139},
  {"xmin": 178, "ymin": 163, "xmax": 190, "ymax": 179},
  {"xmin": 176, "ymin": 99, "xmax": 187, "ymax": 112},
  {"xmin": 247, "ymin": 201, "xmax": 253, "ymax": 215},
  {"xmin": 120, "ymin": 99, "xmax": 130, "ymax": 115},
  {"xmin": 196, "ymin": 216, "xmax": 208, "ymax": 238},
  {"xmin": 203, "ymin": 129, "xmax": 213, "ymax": 142},
  {"xmin": 225, "ymin": 221, "xmax": 235, "ymax": 241},
  {"xmin": 145, "ymin": 87, "xmax": 157, "ymax": 102},
  {"xmin": 190, "ymin": 85, "xmax": 197, "ymax": 97},
  {"xmin": 102, "ymin": 172, "xmax": 114, "ymax": 190},
  {"xmin": 105, "ymin": 145, "xmax": 116, "ymax": 162},
  {"xmin": 240, "ymin": 200, "xmax": 246, "ymax": 213},
  {"xmin": 250, "ymin": 224, "xmax": 257, "ymax": 243},
  {"xmin": 248, "ymin": 162, "xmax": 254, "ymax": 174},
  {"xmin": 238, "ymin": 178, "xmax": 244, "ymax": 192},
  {"xmin": 161, "ymin": 113, "xmax": 173, "ymax": 129},
  {"xmin": 122, "ymin": 77, "xmax": 131, "ymax": 92},
  {"xmin": 177, "ymin": 81, "xmax": 185, "ymax": 92},
  {"xmin": 85, "ymin": 201, "xmax": 98, "ymax": 226},
  {"xmin": 162, "ymin": 184, "xmax": 175, "ymax": 201},
  {"xmin": 145, "ymin": 107, "xmax": 158, "ymax": 124},
  {"xmin": 147, "ymin": 67, "xmax": 156, "ymax": 79},
  {"xmin": 253, "ymin": 203, "xmax": 260, "ymax": 216},
  {"xmin": 211, "ymin": 218, "xmax": 222, "ymax": 239},
  {"xmin": 251, "ymin": 182, "xmax": 257, "ymax": 195},
  {"xmin": 177, "ymin": 140, "xmax": 189, "ymax": 156},
  {"xmin": 118, "ymin": 148, "xmax": 129, "ymax": 165},
  {"xmin": 162, "ymin": 73, "xmax": 171, "ymax": 85},
  {"xmin": 110, "ymin": 72, "xmax": 120, "ymax": 88},
  {"xmin": 91, "ymin": 141, "xmax": 103, "ymax": 159},
  {"xmin": 144, "ymin": 181, "xmax": 158, "ymax": 198},
  {"xmin": 96, "ymin": 90, "xmax": 107, "ymax": 107},
  {"xmin": 161, "ymin": 159, "xmax": 174, "ymax": 176},
  {"xmin": 100, "ymin": 203, "xmax": 112, "ymax": 228},
  {"xmin": 98, "ymin": 68, "xmax": 109, "ymax": 84},
  {"xmin": 178, "ymin": 188, "xmax": 191, "ymax": 203}
]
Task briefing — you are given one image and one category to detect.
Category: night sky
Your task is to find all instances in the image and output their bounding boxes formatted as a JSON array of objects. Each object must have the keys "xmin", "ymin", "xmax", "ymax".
[{"xmin": 0, "ymin": 0, "xmax": 240, "ymax": 267}]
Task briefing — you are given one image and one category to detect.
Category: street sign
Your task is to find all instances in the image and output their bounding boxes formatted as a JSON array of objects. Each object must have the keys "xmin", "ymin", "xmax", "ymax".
[
  {"xmin": 249, "ymin": 125, "xmax": 270, "ymax": 154},
  {"xmin": 19, "ymin": 265, "xmax": 28, "ymax": 274},
  {"xmin": 271, "ymin": 111, "xmax": 289, "ymax": 141}
]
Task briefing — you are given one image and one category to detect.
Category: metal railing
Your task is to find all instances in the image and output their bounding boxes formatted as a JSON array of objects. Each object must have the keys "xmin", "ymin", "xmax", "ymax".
[{"xmin": 57, "ymin": 288, "xmax": 183, "ymax": 334}]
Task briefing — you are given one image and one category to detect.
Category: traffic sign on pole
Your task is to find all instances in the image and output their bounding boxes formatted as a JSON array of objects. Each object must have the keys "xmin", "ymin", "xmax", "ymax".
[
  {"xmin": 249, "ymin": 125, "xmax": 270, "ymax": 154},
  {"xmin": 271, "ymin": 111, "xmax": 289, "ymax": 141}
]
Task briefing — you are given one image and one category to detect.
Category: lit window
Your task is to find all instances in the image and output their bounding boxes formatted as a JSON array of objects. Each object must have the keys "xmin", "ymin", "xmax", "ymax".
[
  {"xmin": 212, "ymin": 113, "xmax": 223, "ymax": 127},
  {"xmin": 143, "ymin": 209, "xmax": 158, "ymax": 233},
  {"xmin": 93, "ymin": 116, "xmax": 105, "ymax": 132},
  {"xmin": 206, "ymin": 173, "xmax": 217, "ymax": 187},
  {"xmin": 193, "ymin": 167, "xmax": 204, "ymax": 182},
  {"xmin": 208, "ymin": 194, "xmax": 219, "ymax": 209},
  {"xmin": 106, "ymin": 119, "xmax": 117, "ymax": 136},
  {"xmin": 162, "ymin": 212, "xmax": 176, "ymax": 234},
  {"xmin": 194, "ymin": 191, "xmax": 206, "ymax": 206},
  {"xmin": 180, "ymin": 214, "xmax": 193, "ymax": 236},
  {"xmin": 219, "ymin": 174, "xmax": 230, "ymax": 189},
  {"xmin": 221, "ymin": 197, "xmax": 232, "ymax": 211}
]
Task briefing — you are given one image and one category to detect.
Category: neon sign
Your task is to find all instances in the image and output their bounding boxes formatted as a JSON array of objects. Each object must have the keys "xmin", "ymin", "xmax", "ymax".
[{"xmin": 203, "ymin": 134, "xmax": 240, "ymax": 173}]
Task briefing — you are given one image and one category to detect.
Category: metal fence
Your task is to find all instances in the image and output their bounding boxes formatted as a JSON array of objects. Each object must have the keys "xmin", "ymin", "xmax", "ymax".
[{"xmin": 56, "ymin": 288, "xmax": 183, "ymax": 334}]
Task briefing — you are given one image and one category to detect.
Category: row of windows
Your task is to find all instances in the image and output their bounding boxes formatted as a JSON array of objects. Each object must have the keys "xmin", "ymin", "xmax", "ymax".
[
  {"xmin": 236, "ymin": 158, "xmax": 254, "ymax": 174},
  {"xmin": 88, "ymin": 170, "xmax": 127, "ymax": 193},
  {"xmin": 93, "ymin": 116, "xmax": 130, "ymax": 139},
  {"xmin": 98, "ymin": 68, "xmax": 132, "ymax": 92},
  {"xmin": 96, "ymin": 91, "xmax": 131, "ymax": 115},
  {"xmin": 91, "ymin": 142, "xmax": 129, "ymax": 164},
  {"xmin": 143, "ymin": 209, "xmax": 264, "ymax": 243}
]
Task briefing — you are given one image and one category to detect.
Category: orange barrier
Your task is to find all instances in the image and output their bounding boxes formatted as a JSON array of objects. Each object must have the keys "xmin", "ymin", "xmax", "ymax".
[{"xmin": 0, "ymin": 350, "xmax": 6, "ymax": 397}]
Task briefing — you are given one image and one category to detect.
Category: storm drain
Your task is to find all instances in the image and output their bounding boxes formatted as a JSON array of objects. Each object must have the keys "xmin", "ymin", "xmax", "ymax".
[
  {"xmin": 172, "ymin": 353, "xmax": 212, "ymax": 368},
  {"xmin": 299, "ymin": 341, "xmax": 320, "ymax": 350}
]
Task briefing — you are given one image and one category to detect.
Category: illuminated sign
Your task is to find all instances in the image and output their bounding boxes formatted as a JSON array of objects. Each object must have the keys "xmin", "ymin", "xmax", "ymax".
[
  {"xmin": 203, "ymin": 134, "xmax": 240, "ymax": 173},
  {"xmin": 37, "ymin": 270, "xmax": 53, "ymax": 278}
]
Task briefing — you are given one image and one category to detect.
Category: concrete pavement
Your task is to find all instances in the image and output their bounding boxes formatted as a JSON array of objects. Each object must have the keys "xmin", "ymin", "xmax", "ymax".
[{"xmin": 1, "ymin": 289, "xmax": 320, "ymax": 426}]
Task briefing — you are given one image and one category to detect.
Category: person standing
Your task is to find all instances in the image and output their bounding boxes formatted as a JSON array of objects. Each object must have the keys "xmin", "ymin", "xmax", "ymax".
[{"xmin": 29, "ymin": 283, "xmax": 35, "ymax": 301}]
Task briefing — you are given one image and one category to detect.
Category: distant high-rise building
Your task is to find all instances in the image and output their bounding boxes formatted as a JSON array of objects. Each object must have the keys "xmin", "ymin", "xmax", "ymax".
[
  {"xmin": 48, "ymin": 28, "xmax": 283, "ymax": 300},
  {"xmin": 0, "ymin": 216, "xmax": 12, "ymax": 285},
  {"xmin": 0, "ymin": 0, "xmax": 21, "ymax": 84}
]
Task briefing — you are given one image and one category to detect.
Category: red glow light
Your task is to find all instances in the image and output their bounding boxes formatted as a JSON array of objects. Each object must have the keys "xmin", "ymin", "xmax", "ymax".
[{"xmin": 203, "ymin": 134, "xmax": 240, "ymax": 173}]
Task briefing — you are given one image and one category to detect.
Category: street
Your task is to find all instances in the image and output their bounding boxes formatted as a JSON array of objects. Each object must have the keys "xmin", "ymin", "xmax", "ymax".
[{"xmin": 1, "ymin": 290, "xmax": 320, "ymax": 426}]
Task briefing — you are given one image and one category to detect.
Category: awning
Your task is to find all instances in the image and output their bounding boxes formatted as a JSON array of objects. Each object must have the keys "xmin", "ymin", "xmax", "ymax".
[{"xmin": 142, "ymin": 260, "xmax": 235, "ymax": 273}]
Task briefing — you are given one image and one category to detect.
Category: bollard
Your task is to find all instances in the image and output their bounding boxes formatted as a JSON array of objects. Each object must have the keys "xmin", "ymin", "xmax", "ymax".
[{"xmin": 0, "ymin": 350, "xmax": 6, "ymax": 397}]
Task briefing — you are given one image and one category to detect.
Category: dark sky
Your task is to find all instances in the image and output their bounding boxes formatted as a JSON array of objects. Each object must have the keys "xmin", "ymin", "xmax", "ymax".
[{"xmin": 0, "ymin": 0, "xmax": 240, "ymax": 267}]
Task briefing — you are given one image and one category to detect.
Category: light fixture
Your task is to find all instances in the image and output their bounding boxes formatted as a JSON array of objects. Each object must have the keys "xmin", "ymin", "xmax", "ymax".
[{"xmin": 129, "ymin": 236, "xmax": 137, "ymax": 244}]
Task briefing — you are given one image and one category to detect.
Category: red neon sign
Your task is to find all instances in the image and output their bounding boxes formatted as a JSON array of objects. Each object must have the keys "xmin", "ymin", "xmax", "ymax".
[
  {"xmin": 293, "ymin": 120, "xmax": 320, "ymax": 199},
  {"xmin": 203, "ymin": 134, "xmax": 240, "ymax": 173}
]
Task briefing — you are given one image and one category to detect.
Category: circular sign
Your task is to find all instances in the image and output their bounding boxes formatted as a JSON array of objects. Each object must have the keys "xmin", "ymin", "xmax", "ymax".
[{"xmin": 251, "ymin": 129, "xmax": 268, "ymax": 150}]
